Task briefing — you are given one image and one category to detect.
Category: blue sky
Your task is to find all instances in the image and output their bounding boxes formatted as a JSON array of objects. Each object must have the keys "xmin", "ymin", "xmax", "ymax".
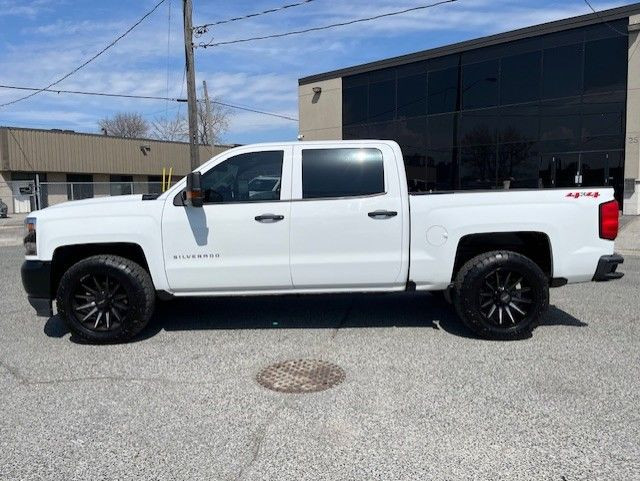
[{"xmin": 0, "ymin": 0, "xmax": 634, "ymax": 144}]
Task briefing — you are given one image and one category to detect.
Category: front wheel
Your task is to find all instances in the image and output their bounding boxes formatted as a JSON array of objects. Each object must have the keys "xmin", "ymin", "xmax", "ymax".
[
  {"xmin": 453, "ymin": 251, "xmax": 549, "ymax": 340},
  {"xmin": 56, "ymin": 255, "xmax": 155, "ymax": 343}
]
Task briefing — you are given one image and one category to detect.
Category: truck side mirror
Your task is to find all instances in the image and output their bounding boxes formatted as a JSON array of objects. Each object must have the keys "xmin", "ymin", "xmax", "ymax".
[{"xmin": 184, "ymin": 172, "xmax": 203, "ymax": 207}]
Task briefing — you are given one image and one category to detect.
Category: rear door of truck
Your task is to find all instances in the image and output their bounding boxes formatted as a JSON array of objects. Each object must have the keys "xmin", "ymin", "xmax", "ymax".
[{"xmin": 289, "ymin": 142, "xmax": 407, "ymax": 289}]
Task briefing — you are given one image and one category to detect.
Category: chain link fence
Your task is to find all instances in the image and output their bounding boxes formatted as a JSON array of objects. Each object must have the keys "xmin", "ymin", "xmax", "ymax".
[{"xmin": 0, "ymin": 181, "xmax": 173, "ymax": 216}]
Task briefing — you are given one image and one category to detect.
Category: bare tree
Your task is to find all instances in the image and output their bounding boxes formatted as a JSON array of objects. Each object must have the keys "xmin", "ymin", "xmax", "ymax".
[
  {"xmin": 99, "ymin": 112, "xmax": 150, "ymax": 138},
  {"xmin": 150, "ymin": 97, "xmax": 231, "ymax": 145},
  {"xmin": 150, "ymin": 113, "xmax": 187, "ymax": 142}
]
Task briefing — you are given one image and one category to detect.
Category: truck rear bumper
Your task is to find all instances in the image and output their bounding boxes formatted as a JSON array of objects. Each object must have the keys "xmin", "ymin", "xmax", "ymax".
[
  {"xmin": 593, "ymin": 254, "xmax": 624, "ymax": 282},
  {"xmin": 21, "ymin": 260, "xmax": 53, "ymax": 317}
]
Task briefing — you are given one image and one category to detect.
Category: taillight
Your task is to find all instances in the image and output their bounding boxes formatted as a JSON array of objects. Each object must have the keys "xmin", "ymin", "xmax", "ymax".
[{"xmin": 599, "ymin": 200, "xmax": 619, "ymax": 240}]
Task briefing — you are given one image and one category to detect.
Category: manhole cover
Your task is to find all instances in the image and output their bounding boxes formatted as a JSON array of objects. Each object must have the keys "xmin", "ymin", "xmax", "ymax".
[{"xmin": 256, "ymin": 359, "xmax": 346, "ymax": 393}]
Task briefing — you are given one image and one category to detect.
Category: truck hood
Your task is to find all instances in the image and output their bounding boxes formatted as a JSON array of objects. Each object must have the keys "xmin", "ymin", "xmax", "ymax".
[
  {"xmin": 30, "ymin": 194, "xmax": 165, "ymax": 221},
  {"xmin": 45, "ymin": 194, "xmax": 145, "ymax": 210}
]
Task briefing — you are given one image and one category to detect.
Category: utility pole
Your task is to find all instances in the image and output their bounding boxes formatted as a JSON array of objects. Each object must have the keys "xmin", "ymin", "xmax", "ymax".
[
  {"xmin": 202, "ymin": 80, "xmax": 213, "ymax": 147},
  {"xmin": 183, "ymin": 0, "xmax": 199, "ymax": 171}
]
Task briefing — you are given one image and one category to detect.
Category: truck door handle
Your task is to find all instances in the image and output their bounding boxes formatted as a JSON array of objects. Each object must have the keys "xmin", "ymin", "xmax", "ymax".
[
  {"xmin": 368, "ymin": 210, "xmax": 398, "ymax": 219},
  {"xmin": 255, "ymin": 214, "xmax": 284, "ymax": 223}
]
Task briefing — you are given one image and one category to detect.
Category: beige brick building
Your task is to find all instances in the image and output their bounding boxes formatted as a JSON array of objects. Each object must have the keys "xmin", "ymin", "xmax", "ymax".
[{"xmin": 0, "ymin": 126, "xmax": 232, "ymax": 214}]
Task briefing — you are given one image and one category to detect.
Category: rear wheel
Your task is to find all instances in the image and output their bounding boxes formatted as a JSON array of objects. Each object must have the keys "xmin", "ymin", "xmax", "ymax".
[
  {"xmin": 453, "ymin": 250, "xmax": 549, "ymax": 340},
  {"xmin": 56, "ymin": 255, "xmax": 155, "ymax": 343}
]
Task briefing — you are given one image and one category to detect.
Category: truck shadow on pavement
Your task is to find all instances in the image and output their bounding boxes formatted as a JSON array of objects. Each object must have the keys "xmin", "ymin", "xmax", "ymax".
[{"xmin": 43, "ymin": 292, "xmax": 587, "ymax": 343}]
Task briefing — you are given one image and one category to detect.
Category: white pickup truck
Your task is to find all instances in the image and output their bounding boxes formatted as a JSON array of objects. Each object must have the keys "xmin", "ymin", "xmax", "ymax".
[{"xmin": 21, "ymin": 140, "xmax": 624, "ymax": 343}]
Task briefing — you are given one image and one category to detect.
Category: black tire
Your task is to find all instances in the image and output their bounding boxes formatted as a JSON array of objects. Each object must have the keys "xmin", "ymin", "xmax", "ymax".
[
  {"xmin": 56, "ymin": 255, "xmax": 155, "ymax": 343},
  {"xmin": 453, "ymin": 250, "xmax": 549, "ymax": 340}
]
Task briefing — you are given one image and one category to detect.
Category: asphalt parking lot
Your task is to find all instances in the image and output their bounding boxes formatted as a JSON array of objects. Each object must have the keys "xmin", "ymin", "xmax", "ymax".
[{"xmin": 1, "ymin": 245, "xmax": 639, "ymax": 480}]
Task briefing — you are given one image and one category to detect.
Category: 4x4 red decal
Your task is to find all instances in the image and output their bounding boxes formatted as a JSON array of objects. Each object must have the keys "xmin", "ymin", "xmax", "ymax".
[{"xmin": 566, "ymin": 191, "xmax": 600, "ymax": 199}]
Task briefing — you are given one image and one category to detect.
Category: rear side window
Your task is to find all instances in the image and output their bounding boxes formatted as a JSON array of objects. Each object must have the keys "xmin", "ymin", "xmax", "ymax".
[{"xmin": 302, "ymin": 148, "xmax": 384, "ymax": 199}]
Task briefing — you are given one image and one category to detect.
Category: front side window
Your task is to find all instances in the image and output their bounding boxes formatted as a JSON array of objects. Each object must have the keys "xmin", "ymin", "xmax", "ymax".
[
  {"xmin": 302, "ymin": 148, "xmax": 384, "ymax": 199},
  {"xmin": 200, "ymin": 150, "xmax": 283, "ymax": 203}
]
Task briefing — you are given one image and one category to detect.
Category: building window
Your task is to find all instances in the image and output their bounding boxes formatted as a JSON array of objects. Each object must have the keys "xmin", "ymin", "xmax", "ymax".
[
  {"xmin": 66, "ymin": 174, "xmax": 93, "ymax": 200},
  {"xmin": 428, "ymin": 66, "xmax": 460, "ymax": 114},
  {"xmin": 148, "ymin": 175, "xmax": 163, "ymax": 194},
  {"xmin": 462, "ymin": 59, "xmax": 499, "ymax": 110},
  {"xmin": 110, "ymin": 175, "xmax": 133, "ymax": 196},
  {"xmin": 583, "ymin": 36, "xmax": 627, "ymax": 94},
  {"xmin": 302, "ymin": 148, "xmax": 384, "ymax": 199},
  {"xmin": 500, "ymin": 51, "xmax": 541, "ymax": 105},
  {"xmin": 542, "ymin": 43, "xmax": 583, "ymax": 99}
]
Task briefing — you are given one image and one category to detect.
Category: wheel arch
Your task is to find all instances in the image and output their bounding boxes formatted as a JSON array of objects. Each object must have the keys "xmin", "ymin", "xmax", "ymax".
[
  {"xmin": 452, "ymin": 232, "xmax": 553, "ymax": 282},
  {"xmin": 51, "ymin": 243, "xmax": 151, "ymax": 296}
]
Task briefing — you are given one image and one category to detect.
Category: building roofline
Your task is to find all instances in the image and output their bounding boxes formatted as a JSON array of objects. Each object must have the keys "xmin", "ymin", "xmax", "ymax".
[
  {"xmin": 0, "ymin": 125, "xmax": 239, "ymax": 148},
  {"xmin": 299, "ymin": 2, "xmax": 640, "ymax": 85}
]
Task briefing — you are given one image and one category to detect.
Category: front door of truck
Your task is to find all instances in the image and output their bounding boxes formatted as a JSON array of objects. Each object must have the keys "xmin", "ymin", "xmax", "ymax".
[
  {"xmin": 289, "ymin": 144, "xmax": 405, "ymax": 289},
  {"xmin": 161, "ymin": 147, "xmax": 293, "ymax": 292}
]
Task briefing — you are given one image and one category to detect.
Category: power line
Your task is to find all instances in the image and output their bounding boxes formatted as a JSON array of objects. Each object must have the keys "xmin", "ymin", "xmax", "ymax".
[
  {"xmin": 0, "ymin": 0, "xmax": 169, "ymax": 109},
  {"xmin": 193, "ymin": 0, "xmax": 316, "ymax": 35},
  {"xmin": 0, "ymin": 84, "xmax": 184, "ymax": 102},
  {"xmin": 164, "ymin": 0, "xmax": 173, "ymax": 117},
  {"xmin": 198, "ymin": 0, "xmax": 458, "ymax": 48},
  {"xmin": 0, "ymin": 84, "xmax": 299, "ymax": 121},
  {"xmin": 582, "ymin": 0, "xmax": 629, "ymax": 36}
]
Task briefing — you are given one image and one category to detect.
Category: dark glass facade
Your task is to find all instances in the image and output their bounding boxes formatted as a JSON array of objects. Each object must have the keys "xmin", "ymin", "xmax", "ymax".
[{"xmin": 342, "ymin": 20, "xmax": 628, "ymax": 201}]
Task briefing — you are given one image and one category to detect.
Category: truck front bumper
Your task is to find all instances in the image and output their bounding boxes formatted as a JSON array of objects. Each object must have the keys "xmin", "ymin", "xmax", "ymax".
[
  {"xmin": 593, "ymin": 254, "xmax": 624, "ymax": 282},
  {"xmin": 21, "ymin": 260, "xmax": 53, "ymax": 317}
]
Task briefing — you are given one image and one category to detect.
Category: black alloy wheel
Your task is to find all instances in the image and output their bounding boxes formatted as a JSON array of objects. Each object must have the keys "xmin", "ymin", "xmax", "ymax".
[
  {"xmin": 479, "ymin": 268, "xmax": 533, "ymax": 327},
  {"xmin": 71, "ymin": 273, "xmax": 130, "ymax": 332}
]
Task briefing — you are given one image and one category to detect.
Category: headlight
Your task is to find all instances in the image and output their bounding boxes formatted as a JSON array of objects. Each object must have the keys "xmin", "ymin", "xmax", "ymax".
[{"xmin": 24, "ymin": 217, "xmax": 37, "ymax": 256}]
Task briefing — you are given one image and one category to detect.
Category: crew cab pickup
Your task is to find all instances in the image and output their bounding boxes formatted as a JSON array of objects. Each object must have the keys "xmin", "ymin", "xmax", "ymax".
[{"xmin": 21, "ymin": 141, "xmax": 624, "ymax": 342}]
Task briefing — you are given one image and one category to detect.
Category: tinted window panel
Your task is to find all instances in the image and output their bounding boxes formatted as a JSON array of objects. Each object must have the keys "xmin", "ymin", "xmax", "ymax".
[
  {"xmin": 501, "ymin": 51, "xmax": 541, "ymax": 104},
  {"xmin": 404, "ymin": 149, "xmax": 428, "ymax": 193},
  {"xmin": 584, "ymin": 36, "xmax": 627, "ymax": 94},
  {"xmin": 343, "ymin": 124, "xmax": 369, "ymax": 140},
  {"xmin": 343, "ymin": 72, "xmax": 368, "ymax": 89},
  {"xmin": 343, "ymin": 86, "xmax": 368, "ymax": 126},
  {"xmin": 584, "ymin": 20, "xmax": 628, "ymax": 41},
  {"xmin": 201, "ymin": 151, "xmax": 283, "ymax": 203},
  {"xmin": 542, "ymin": 43, "xmax": 582, "ymax": 99},
  {"xmin": 302, "ymin": 148, "xmax": 384, "ymax": 199},
  {"xmin": 498, "ymin": 143, "xmax": 540, "ymax": 189},
  {"xmin": 540, "ymin": 99, "xmax": 581, "ymax": 150},
  {"xmin": 459, "ymin": 145, "xmax": 497, "ymax": 190},
  {"xmin": 459, "ymin": 108, "xmax": 498, "ymax": 146},
  {"xmin": 428, "ymin": 67, "xmax": 460, "ymax": 114},
  {"xmin": 397, "ymin": 118, "xmax": 428, "ymax": 192},
  {"xmin": 397, "ymin": 73, "xmax": 427, "ymax": 119},
  {"xmin": 428, "ymin": 113, "xmax": 458, "ymax": 148},
  {"xmin": 397, "ymin": 117, "xmax": 427, "ymax": 152},
  {"xmin": 581, "ymin": 98, "xmax": 625, "ymax": 150},
  {"xmin": 462, "ymin": 60, "xmax": 499, "ymax": 109},
  {"xmin": 365, "ymin": 121, "xmax": 396, "ymax": 141},
  {"xmin": 499, "ymin": 104, "xmax": 539, "ymax": 143},
  {"xmin": 368, "ymin": 80, "xmax": 395, "ymax": 122},
  {"xmin": 426, "ymin": 148, "xmax": 457, "ymax": 191}
]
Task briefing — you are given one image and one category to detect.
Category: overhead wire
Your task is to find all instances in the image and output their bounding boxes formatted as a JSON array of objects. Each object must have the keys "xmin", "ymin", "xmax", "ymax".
[
  {"xmin": 0, "ymin": 0, "xmax": 169, "ymax": 108},
  {"xmin": 194, "ymin": 0, "xmax": 316, "ymax": 33},
  {"xmin": 198, "ymin": 0, "xmax": 459, "ymax": 48},
  {"xmin": 0, "ymin": 84, "xmax": 298, "ymax": 121}
]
